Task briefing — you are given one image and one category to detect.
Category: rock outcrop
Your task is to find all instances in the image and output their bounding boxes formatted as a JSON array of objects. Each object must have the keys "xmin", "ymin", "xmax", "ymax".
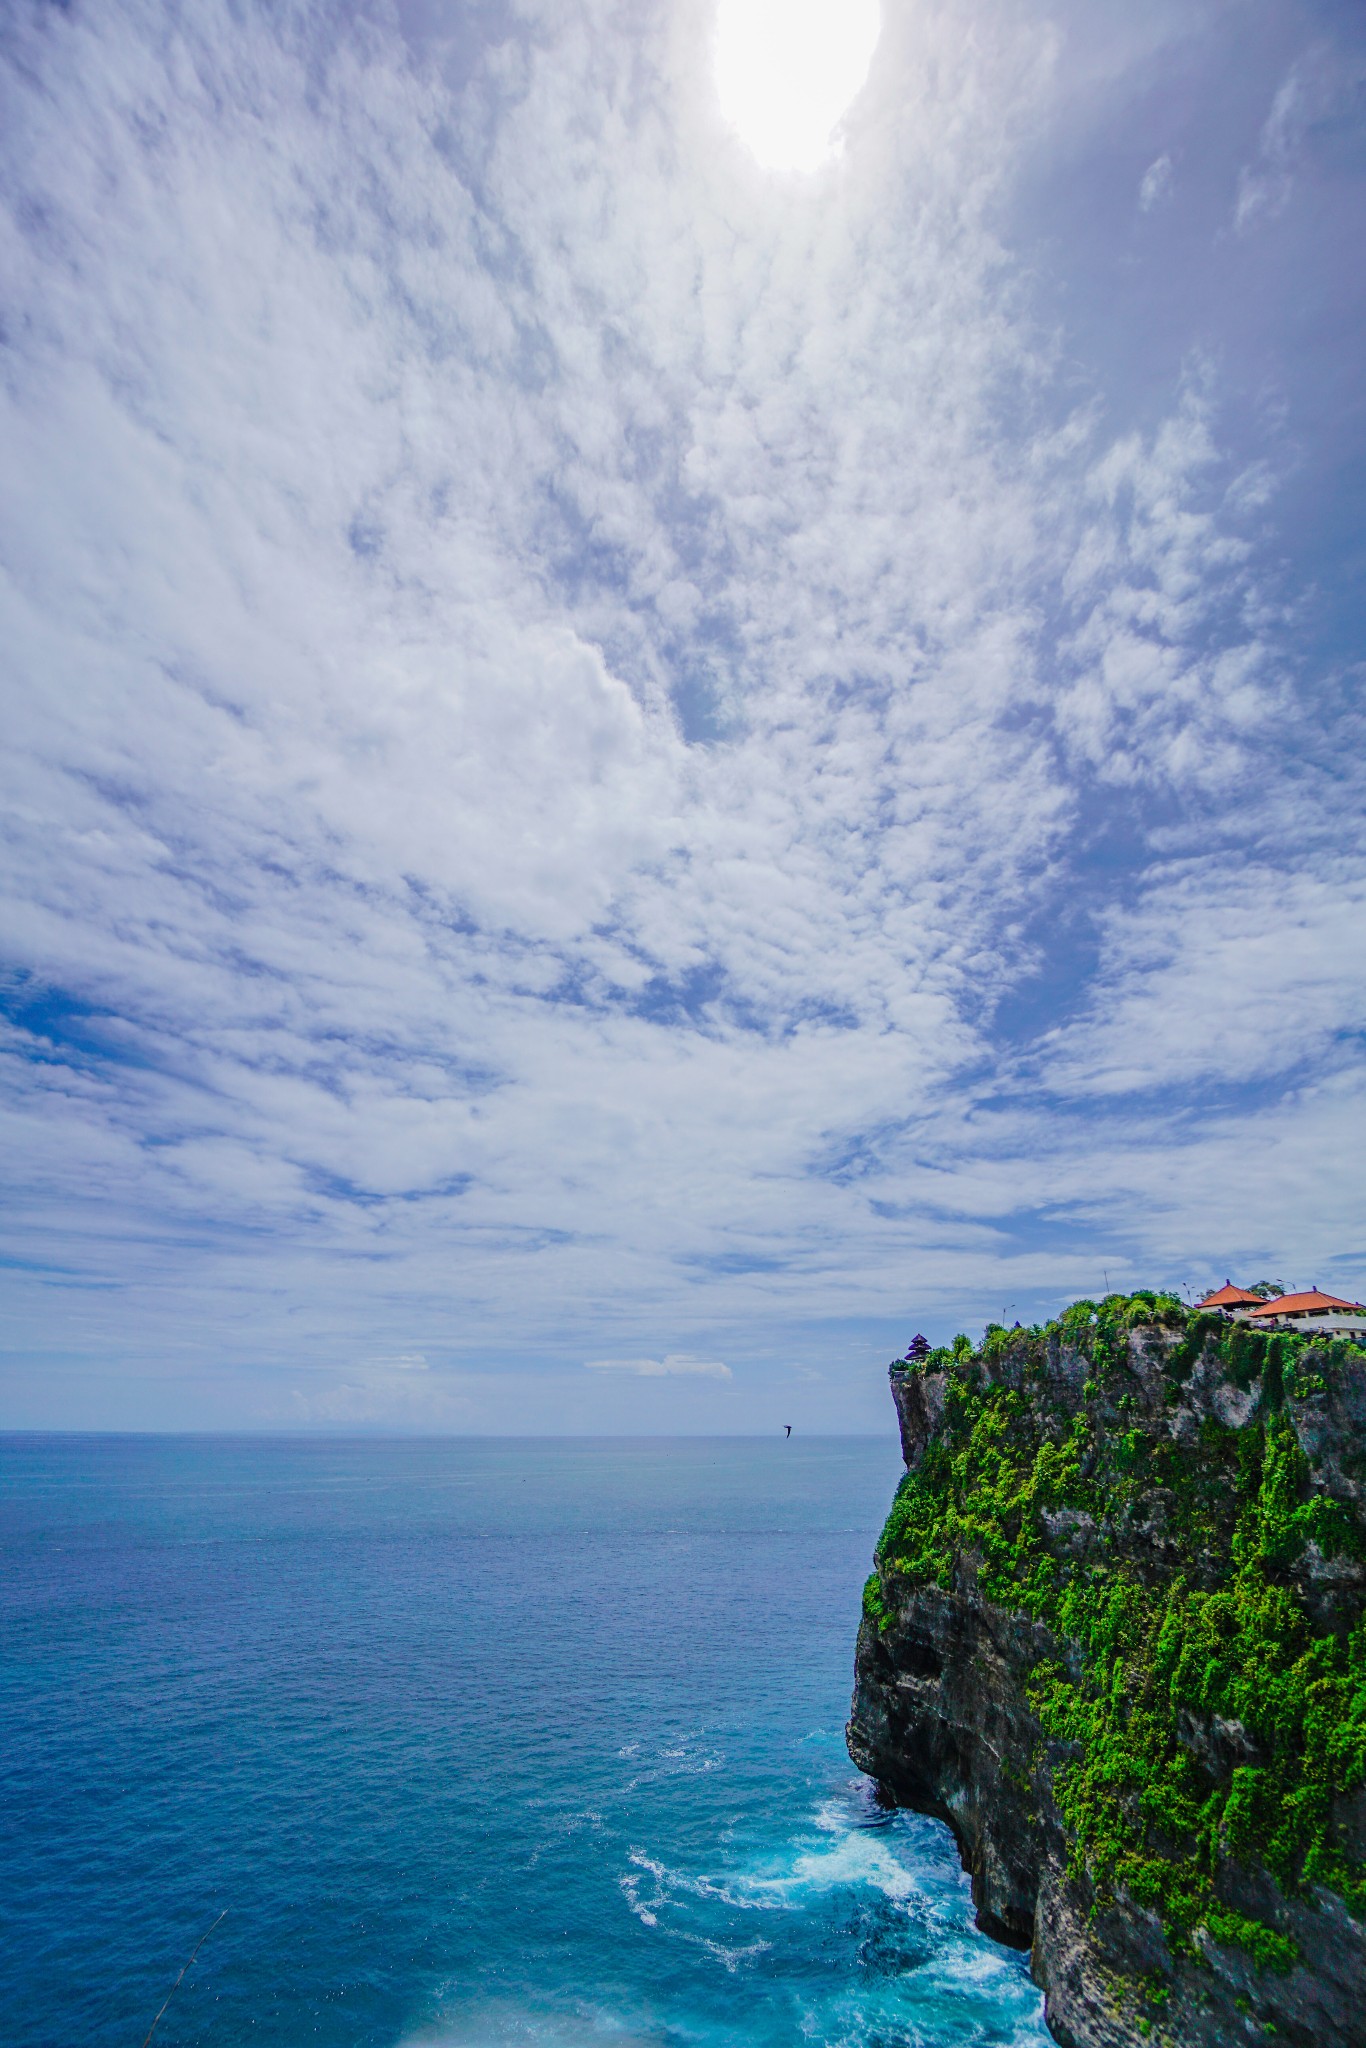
[{"xmin": 848, "ymin": 1300, "xmax": 1366, "ymax": 2048}]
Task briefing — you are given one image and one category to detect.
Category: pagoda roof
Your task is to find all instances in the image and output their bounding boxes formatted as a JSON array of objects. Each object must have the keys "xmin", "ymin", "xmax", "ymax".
[
  {"xmin": 1247, "ymin": 1289, "xmax": 1364, "ymax": 1317},
  {"xmin": 1196, "ymin": 1282, "xmax": 1263, "ymax": 1309}
]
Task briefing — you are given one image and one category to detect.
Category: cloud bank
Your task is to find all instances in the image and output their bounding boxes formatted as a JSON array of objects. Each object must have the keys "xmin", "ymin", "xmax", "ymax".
[
  {"xmin": 0, "ymin": 0, "xmax": 1362, "ymax": 1428},
  {"xmin": 586, "ymin": 1358, "xmax": 732, "ymax": 1380}
]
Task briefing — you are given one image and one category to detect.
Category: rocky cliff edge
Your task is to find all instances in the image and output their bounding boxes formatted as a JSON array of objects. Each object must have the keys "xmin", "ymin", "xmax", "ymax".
[{"xmin": 847, "ymin": 1296, "xmax": 1366, "ymax": 2048}]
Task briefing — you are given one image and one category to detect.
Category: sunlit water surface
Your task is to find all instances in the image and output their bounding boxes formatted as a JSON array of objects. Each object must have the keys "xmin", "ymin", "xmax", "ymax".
[{"xmin": 0, "ymin": 1435, "xmax": 1050, "ymax": 2047}]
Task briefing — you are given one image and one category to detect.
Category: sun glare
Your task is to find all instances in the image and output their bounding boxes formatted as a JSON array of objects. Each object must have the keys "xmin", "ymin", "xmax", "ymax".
[{"xmin": 713, "ymin": 0, "xmax": 881, "ymax": 174}]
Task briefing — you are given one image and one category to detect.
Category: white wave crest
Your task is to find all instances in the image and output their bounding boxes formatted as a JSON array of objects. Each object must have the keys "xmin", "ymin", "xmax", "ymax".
[
  {"xmin": 400, "ymin": 1996, "xmax": 662, "ymax": 2048},
  {"xmin": 620, "ymin": 1807, "xmax": 930, "ymax": 1924}
]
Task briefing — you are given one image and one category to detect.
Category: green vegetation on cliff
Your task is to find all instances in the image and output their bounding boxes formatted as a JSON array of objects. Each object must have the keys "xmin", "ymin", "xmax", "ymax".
[{"xmin": 868, "ymin": 1293, "xmax": 1366, "ymax": 1968}]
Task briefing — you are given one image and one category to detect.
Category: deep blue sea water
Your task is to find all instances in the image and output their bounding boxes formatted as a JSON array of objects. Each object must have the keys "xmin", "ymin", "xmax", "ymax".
[{"xmin": 0, "ymin": 1436, "xmax": 1050, "ymax": 2048}]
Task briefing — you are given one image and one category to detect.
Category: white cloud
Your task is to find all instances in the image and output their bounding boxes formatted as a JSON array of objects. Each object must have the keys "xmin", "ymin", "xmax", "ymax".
[
  {"xmin": 1138, "ymin": 153, "xmax": 1173, "ymax": 211},
  {"xmin": 1030, "ymin": 862, "xmax": 1366, "ymax": 1099},
  {"xmin": 0, "ymin": 0, "xmax": 1359, "ymax": 1424},
  {"xmin": 1234, "ymin": 44, "xmax": 1362, "ymax": 233},
  {"xmin": 585, "ymin": 1356, "xmax": 733, "ymax": 1379}
]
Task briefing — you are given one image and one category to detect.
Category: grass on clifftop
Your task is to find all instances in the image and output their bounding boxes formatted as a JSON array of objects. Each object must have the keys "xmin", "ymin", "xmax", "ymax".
[{"xmin": 867, "ymin": 1292, "xmax": 1366, "ymax": 1970}]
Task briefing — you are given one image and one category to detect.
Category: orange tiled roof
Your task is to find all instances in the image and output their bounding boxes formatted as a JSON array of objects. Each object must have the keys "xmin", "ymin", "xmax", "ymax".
[
  {"xmin": 1247, "ymin": 1289, "xmax": 1364, "ymax": 1318},
  {"xmin": 1196, "ymin": 1282, "xmax": 1263, "ymax": 1309}
]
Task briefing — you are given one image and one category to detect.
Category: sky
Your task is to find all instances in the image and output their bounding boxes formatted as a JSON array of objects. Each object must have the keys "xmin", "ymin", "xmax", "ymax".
[{"xmin": 1, "ymin": 0, "xmax": 1363, "ymax": 1432}]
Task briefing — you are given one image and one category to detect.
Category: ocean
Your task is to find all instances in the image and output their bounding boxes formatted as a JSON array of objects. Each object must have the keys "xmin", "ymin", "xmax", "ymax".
[{"xmin": 0, "ymin": 1434, "xmax": 1050, "ymax": 2047}]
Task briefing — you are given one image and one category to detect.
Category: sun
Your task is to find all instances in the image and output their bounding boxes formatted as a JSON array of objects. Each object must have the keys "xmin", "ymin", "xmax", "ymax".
[{"xmin": 713, "ymin": 0, "xmax": 882, "ymax": 174}]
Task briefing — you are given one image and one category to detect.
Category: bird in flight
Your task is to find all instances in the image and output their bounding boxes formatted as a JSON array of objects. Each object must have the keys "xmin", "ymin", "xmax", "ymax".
[{"xmin": 784, "ymin": 1424, "xmax": 792, "ymax": 1437}]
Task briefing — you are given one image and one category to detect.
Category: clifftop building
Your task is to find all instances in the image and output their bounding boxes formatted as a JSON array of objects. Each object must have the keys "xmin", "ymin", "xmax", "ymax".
[
  {"xmin": 1196, "ymin": 1282, "xmax": 1366, "ymax": 1337},
  {"xmin": 1246, "ymin": 1288, "xmax": 1366, "ymax": 1336}
]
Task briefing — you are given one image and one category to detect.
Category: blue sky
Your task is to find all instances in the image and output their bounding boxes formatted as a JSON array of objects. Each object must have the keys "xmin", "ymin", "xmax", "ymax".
[{"xmin": 1, "ymin": 0, "xmax": 1363, "ymax": 1431}]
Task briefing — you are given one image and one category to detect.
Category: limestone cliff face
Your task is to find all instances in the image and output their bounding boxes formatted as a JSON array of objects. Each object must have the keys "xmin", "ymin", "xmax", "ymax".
[{"xmin": 847, "ymin": 1312, "xmax": 1366, "ymax": 2048}]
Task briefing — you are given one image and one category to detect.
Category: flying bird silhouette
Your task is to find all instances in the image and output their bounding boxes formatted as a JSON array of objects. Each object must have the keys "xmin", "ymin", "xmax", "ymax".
[{"xmin": 784, "ymin": 1424, "xmax": 791, "ymax": 1437}]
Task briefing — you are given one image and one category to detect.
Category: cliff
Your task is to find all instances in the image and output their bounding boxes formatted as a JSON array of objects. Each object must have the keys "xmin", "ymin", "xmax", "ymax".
[{"xmin": 847, "ymin": 1295, "xmax": 1366, "ymax": 2048}]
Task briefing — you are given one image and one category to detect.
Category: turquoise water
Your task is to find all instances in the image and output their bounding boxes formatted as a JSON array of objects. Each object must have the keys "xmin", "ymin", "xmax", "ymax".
[{"xmin": 0, "ymin": 1435, "xmax": 1050, "ymax": 2047}]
